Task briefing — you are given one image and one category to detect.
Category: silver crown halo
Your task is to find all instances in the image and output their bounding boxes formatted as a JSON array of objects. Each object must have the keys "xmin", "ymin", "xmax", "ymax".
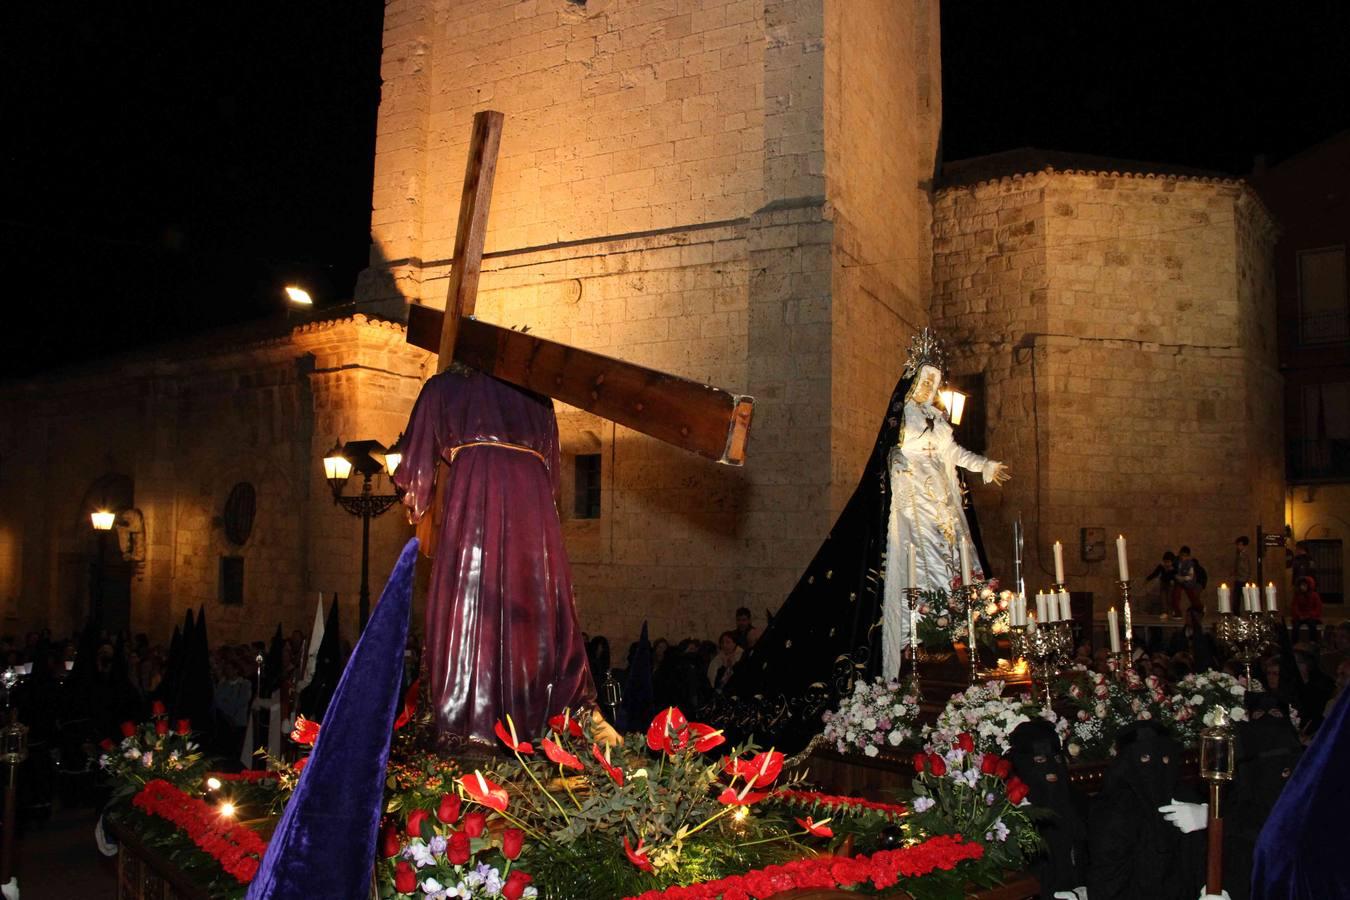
[{"xmin": 902, "ymin": 327, "xmax": 947, "ymax": 379}]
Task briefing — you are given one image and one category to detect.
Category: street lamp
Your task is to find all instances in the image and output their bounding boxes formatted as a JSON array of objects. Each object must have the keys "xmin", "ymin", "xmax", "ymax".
[
  {"xmin": 939, "ymin": 387, "xmax": 968, "ymax": 426},
  {"xmin": 89, "ymin": 510, "xmax": 118, "ymax": 628},
  {"xmin": 322, "ymin": 436, "xmax": 405, "ymax": 631}
]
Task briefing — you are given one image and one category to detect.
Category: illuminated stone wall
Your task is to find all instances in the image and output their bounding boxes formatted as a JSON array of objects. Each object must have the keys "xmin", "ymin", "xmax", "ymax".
[
  {"xmin": 932, "ymin": 168, "xmax": 1283, "ymax": 610},
  {"xmin": 359, "ymin": 0, "xmax": 942, "ymax": 648}
]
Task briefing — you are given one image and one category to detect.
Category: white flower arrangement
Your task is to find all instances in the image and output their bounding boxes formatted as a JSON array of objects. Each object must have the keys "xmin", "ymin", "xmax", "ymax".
[
  {"xmin": 924, "ymin": 680, "xmax": 1066, "ymax": 755},
  {"xmin": 821, "ymin": 677, "xmax": 922, "ymax": 757},
  {"xmin": 1161, "ymin": 671, "xmax": 1247, "ymax": 745}
]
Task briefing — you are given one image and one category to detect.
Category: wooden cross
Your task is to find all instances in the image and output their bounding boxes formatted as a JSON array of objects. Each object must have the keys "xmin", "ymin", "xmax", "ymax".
[{"xmin": 405, "ymin": 111, "xmax": 755, "ymax": 551}]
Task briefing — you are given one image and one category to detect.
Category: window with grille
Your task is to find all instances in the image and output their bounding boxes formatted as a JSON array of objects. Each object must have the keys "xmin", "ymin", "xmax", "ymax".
[{"xmin": 573, "ymin": 454, "xmax": 602, "ymax": 519}]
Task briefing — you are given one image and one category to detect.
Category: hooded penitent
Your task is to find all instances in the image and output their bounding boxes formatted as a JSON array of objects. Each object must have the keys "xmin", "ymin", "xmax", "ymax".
[
  {"xmin": 1008, "ymin": 720, "xmax": 1086, "ymax": 899},
  {"xmin": 1223, "ymin": 693, "xmax": 1303, "ymax": 900},
  {"xmin": 1251, "ymin": 688, "xmax": 1349, "ymax": 899},
  {"xmin": 1088, "ymin": 721, "xmax": 1203, "ymax": 900},
  {"xmin": 297, "ymin": 598, "xmax": 341, "ymax": 722},
  {"xmin": 244, "ymin": 539, "xmax": 418, "ymax": 900}
]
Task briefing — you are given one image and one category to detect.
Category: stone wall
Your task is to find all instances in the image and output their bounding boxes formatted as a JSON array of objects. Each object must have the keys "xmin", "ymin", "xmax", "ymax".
[
  {"xmin": 933, "ymin": 169, "xmax": 1282, "ymax": 610},
  {"xmin": 0, "ymin": 317, "xmax": 429, "ymax": 647},
  {"xmin": 359, "ymin": 0, "xmax": 942, "ymax": 650}
]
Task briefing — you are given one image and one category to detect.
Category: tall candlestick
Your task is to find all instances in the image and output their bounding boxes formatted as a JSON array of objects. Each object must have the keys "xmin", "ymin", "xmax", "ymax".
[
  {"xmin": 1116, "ymin": 535, "xmax": 1129, "ymax": 581},
  {"xmin": 908, "ymin": 543, "xmax": 917, "ymax": 588},
  {"xmin": 1217, "ymin": 583, "xmax": 1232, "ymax": 615},
  {"xmin": 1265, "ymin": 582, "xmax": 1277, "ymax": 613},
  {"xmin": 1053, "ymin": 541, "xmax": 1065, "ymax": 585},
  {"xmin": 960, "ymin": 539, "xmax": 973, "ymax": 587},
  {"xmin": 1107, "ymin": 607, "xmax": 1121, "ymax": 653},
  {"xmin": 1058, "ymin": 589, "xmax": 1072, "ymax": 622}
]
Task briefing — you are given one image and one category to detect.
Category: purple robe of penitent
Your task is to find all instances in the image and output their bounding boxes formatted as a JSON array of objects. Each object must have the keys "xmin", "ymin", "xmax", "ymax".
[{"xmin": 394, "ymin": 369, "xmax": 596, "ymax": 745}]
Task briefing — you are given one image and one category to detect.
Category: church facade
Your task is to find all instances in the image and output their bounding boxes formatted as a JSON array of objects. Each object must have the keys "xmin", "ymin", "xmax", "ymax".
[{"xmin": 0, "ymin": 0, "xmax": 1287, "ymax": 649}]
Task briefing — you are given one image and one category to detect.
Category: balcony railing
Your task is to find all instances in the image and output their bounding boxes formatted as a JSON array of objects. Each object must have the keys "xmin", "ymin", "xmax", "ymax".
[{"xmin": 1288, "ymin": 438, "xmax": 1350, "ymax": 482}]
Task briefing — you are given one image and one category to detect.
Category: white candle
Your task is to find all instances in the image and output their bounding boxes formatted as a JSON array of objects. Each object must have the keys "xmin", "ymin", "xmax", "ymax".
[
  {"xmin": 1116, "ymin": 535, "xmax": 1129, "ymax": 582},
  {"xmin": 1107, "ymin": 607, "xmax": 1121, "ymax": 653},
  {"xmin": 1053, "ymin": 541, "xmax": 1065, "ymax": 585},
  {"xmin": 1217, "ymin": 583, "xmax": 1231, "ymax": 615},
  {"xmin": 908, "ymin": 543, "xmax": 917, "ymax": 589},
  {"xmin": 1035, "ymin": 591, "xmax": 1047, "ymax": 622},
  {"xmin": 960, "ymin": 539, "xmax": 973, "ymax": 586},
  {"xmin": 1016, "ymin": 594, "xmax": 1026, "ymax": 627},
  {"xmin": 1027, "ymin": 611, "xmax": 1037, "ymax": 634},
  {"xmin": 1247, "ymin": 583, "xmax": 1259, "ymax": 612},
  {"xmin": 1265, "ymin": 582, "xmax": 1277, "ymax": 613},
  {"xmin": 1059, "ymin": 590, "xmax": 1072, "ymax": 622}
]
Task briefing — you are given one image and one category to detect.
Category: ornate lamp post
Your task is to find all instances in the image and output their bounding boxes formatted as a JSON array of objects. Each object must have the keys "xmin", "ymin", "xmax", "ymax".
[
  {"xmin": 322, "ymin": 436, "xmax": 405, "ymax": 631},
  {"xmin": 0, "ymin": 667, "xmax": 27, "ymax": 896},
  {"xmin": 89, "ymin": 510, "xmax": 117, "ymax": 628}
]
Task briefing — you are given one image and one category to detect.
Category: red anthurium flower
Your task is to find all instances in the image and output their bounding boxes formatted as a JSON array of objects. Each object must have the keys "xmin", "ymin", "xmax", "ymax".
[
  {"xmin": 928, "ymin": 753, "xmax": 947, "ymax": 777},
  {"xmin": 447, "ymin": 830, "xmax": 471, "ymax": 865},
  {"xmin": 955, "ymin": 733, "xmax": 975, "ymax": 753},
  {"xmin": 293, "ymin": 755, "xmax": 309, "ymax": 773},
  {"xmin": 393, "ymin": 678, "xmax": 420, "ymax": 731},
  {"xmin": 155, "ymin": 719, "xmax": 169, "ymax": 736},
  {"xmin": 548, "ymin": 709, "xmax": 584, "ymax": 739},
  {"xmin": 646, "ymin": 707, "xmax": 690, "ymax": 754},
  {"xmin": 745, "ymin": 750, "xmax": 785, "ymax": 788},
  {"xmin": 151, "ymin": 700, "xmax": 167, "ymax": 717},
  {"xmin": 459, "ymin": 770, "xmax": 510, "ymax": 813},
  {"xmin": 995, "ymin": 758, "xmax": 1013, "ymax": 779},
  {"xmin": 436, "ymin": 792, "xmax": 461, "ymax": 824},
  {"xmin": 796, "ymin": 816, "xmax": 834, "ymax": 838},
  {"xmin": 623, "ymin": 836, "xmax": 654, "ymax": 872},
  {"xmin": 290, "ymin": 714, "xmax": 321, "ymax": 746},
  {"xmin": 542, "ymin": 737, "xmax": 584, "ymax": 771},
  {"xmin": 912, "ymin": 752, "xmax": 928, "ymax": 774},
  {"xmin": 1006, "ymin": 776, "xmax": 1030, "ymax": 805},
  {"xmin": 380, "ymin": 822, "xmax": 401, "ymax": 858},
  {"xmin": 980, "ymin": 754, "xmax": 1000, "ymax": 776},
  {"xmin": 688, "ymin": 722, "xmax": 726, "ymax": 753},
  {"xmin": 393, "ymin": 860, "xmax": 417, "ymax": 894},
  {"xmin": 494, "ymin": 715, "xmax": 535, "ymax": 755},
  {"xmin": 176, "ymin": 718, "xmax": 192, "ymax": 736},
  {"xmin": 717, "ymin": 786, "xmax": 768, "ymax": 806},
  {"xmin": 120, "ymin": 721, "xmax": 136, "ymax": 738},
  {"xmin": 463, "ymin": 811, "xmax": 487, "ymax": 838},
  {"xmin": 592, "ymin": 743, "xmax": 625, "ymax": 786},
  {"xmin": 502, "ymin": 870, "xmax": 533, "ymax": 900},
  {"xmin": 405, "ymin": 808, "xmax": 431, "ymax": 839},
  {"xmin": 501, "ymin": 828, "xmax": 525, "ymax": 860}
]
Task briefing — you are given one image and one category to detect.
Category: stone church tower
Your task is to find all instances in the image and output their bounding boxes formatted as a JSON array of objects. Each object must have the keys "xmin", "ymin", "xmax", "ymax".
[{"xmin": 357, "ymin": 0, "xmax": 944, "ymax": 642}]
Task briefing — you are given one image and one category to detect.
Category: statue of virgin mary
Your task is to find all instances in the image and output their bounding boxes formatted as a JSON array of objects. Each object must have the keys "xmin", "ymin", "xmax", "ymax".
[{"xmin": 712, "ymin": 329, "xmax": 1008, "ymax": 751}]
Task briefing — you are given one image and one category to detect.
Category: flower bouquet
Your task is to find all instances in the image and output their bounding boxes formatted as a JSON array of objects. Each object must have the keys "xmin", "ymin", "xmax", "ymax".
[
  {"xmin": 98, "ymin": 701, "xmax": 206, "ymax": 802},
  {"xmin": 1159, "ymin": 671, "xmax": 1247, "ymax": 746},
  {"xmin": 1054, "ymin": 666, "xmax": 1170, "ymax": 761},
  {"xmin": 821, "ymin": 677, "xmax": 922, "ymax": 758},
  {"xmin": 906, "ymin": 732, "xmax": 1043, "ymax": 877},
  {"xmin": 915, "ymin": 580, "xmax": 1014, "ymax": 663},
  {"xmin": 925, "ymin": 680, "xmax": 1066, "ymax": 756}
]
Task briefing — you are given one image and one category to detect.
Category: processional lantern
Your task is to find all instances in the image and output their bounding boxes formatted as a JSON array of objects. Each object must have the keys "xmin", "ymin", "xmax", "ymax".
[
  {"xmin": 939, "ymin": 387, "xmax": 967, "ymax": 426},
  {"xmin": 1199, "ymin": 706, "xmax": 1236, "ymax": 896},
  {"xmin": 90, "ymin": 510, "xmax": 117, "ymax": 531}
]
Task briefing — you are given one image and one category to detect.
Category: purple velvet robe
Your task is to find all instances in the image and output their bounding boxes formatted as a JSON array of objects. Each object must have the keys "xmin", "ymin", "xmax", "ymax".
[{"xmin": 395, "ymin": 369, "xmax": 596, "ymax": 744}]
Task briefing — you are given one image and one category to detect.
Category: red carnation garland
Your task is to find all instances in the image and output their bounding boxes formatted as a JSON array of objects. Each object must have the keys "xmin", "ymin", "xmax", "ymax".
[
  {"xmin": 131, "ymin": 779, "xmax": 269, "ymax": 883},
  {"xmin": 770, "ymin": 789, "xmax": 908, "ymax": 821},
  {"xmin": 206, "ymin": 769, "xmax": 281, "ymax": 783},
  {"xmin": 623, "ymin": 833, "xmax": 983, "ymax": 900}
]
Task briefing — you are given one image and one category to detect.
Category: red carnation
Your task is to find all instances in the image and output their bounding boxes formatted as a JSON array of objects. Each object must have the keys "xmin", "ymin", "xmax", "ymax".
[
  {"xmin": 502, "ymin": 870, "xmax": 533, "ymax": 900},
  {"xmin": 994, "ymin": 758, "xmax": 1013, "ymax": 779},
  {"xmin": 151, "ymin": 700, "xmax": 167, "ymax": 717},
  {"xmin": 447, "ymin": 830, "xmax": 471, "ymax": 865},
  {"xmin": 406, "ymin": 807, "xmax": 430, "ymax": 839},
  {"xmin": 980, "ymin": 753, "xmax": 1000, "ymax": 776},
  {"xmin": 120, "ymin": 721, "xmax": 137, "ymax": 738},
  {"xmin": 927, "ymin": 753, "xmax": 946, "ymax": 777},
  {"xmin": 99, "ymin": 738, "xmax": 115, "ymax": 751},
  {"xmin": 436, "ymin": 793, "xmax": 461, "ymax": 824},
  {"xmin": 955, "ymin": 733, "xmax": 975, "ymax": 753},
  {"xmin": 501, "ymin": 827, "xmax": 525, "ymax": 860},
  {"xmin": 176, "ymin": 719, "xmax": 192, "ymax": 736},
  {"xmin": 155, "ymin": 719, "xmax": 169, "ymax": 736},
  {"xmin": 912, "ymin": 752, "xmax": 927, "ymax": 774},
  {"xmin": 380, "ymin": 822, "xmax": 401, "ymax": 858},
  {"xmin": 1006, "ymin": 776, "xmax": 1030, "ymax": 805},
  {"xmin": 393, "ymin": 860, "xmax": 417, "ymax": 894},
  {"xmin": 462, "ymin": 810, "xmax": 487, "ymax": 838}
]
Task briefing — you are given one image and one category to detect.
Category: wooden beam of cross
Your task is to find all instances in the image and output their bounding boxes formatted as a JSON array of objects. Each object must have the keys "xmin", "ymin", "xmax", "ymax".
[{"xmin": 408, "ymin": 110, "xmax": 755, "ymax": 466}]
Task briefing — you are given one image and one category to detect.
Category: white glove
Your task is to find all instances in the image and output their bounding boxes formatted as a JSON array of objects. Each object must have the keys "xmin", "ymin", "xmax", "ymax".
[
  {"xmin": 1199, "ymin": 890, "xmax": 1231, "ymax": 900},
  {"xmin": 1076, "ymin": 889, "xmax": 1088, "ymax": 900},
  {"xmin": 1053, "ymin": 893, "xmax": 1078, "ymax": 900},
  {"xmin": 94, "ymin": 814, "xmax": 119, "ymax": 857},
  {"xmin": 1, "ymin": 876, "xmax": 18, "ymax": 900},
  {"xmin": 1159, "ymin": 799, "xmax": 1208, "ymax": 833}
]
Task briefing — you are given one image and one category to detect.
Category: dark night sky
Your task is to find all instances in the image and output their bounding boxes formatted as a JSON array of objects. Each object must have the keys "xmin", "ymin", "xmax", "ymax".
[{"xmin": 2, "ymin": 3, "xmax": 1346, "ymax": 378}]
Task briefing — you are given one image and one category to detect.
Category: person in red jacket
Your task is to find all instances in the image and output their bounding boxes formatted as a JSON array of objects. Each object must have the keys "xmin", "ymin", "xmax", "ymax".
[{"xmin": 1291, "ymin": 576, "xmax": 1324, "ymax": 644}]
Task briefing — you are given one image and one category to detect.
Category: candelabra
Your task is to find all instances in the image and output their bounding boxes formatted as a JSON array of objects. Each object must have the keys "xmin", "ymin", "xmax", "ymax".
[
  {"xmin": 905, "ymin": 586, "xmax": 923, "ymax": 696},
  {"xmin": 965, "ymin": 583, "xmax": 981, "ymax": 684},
  {"xmin": 1215, "ymin": 610, "xmax": 1275, "ymax": 690},
  {"xmin": 1118, "ymin": 580, "xmax": 1134, "ymax": 660},
  {"xmin": 1011, "ymin": 621, "xmax": 1071, "ymax": 708}
]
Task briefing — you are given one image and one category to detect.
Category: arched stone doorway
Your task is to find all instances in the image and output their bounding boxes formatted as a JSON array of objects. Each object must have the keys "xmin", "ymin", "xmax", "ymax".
[{"xmin": 79, "ymin": 473, "xmax": 134, "ymax": 634}]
